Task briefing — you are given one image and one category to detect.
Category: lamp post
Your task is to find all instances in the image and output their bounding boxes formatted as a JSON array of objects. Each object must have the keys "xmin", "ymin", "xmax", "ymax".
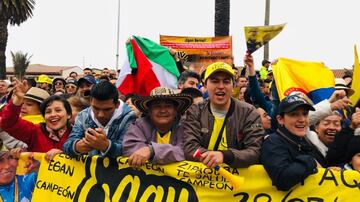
[
  {"xmin": 115, "ymin": 0, "xmax": 121, "ymax": 71},
  {"xmin": 264, "ymin": 0, "xmax": 270, "ymax": 61}
]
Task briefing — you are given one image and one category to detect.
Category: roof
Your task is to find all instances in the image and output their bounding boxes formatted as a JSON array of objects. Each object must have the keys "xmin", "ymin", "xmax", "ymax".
[{"xmin": 6, "ymin": 64, "xmax": 80, "ymax": 75}]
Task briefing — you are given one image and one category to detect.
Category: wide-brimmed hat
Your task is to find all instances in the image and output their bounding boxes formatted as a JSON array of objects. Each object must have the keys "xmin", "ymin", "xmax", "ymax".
[
  {"xmin": 52, "ymin": 77, "xmax": 66, "ymax": 86},
  {"xmin": 132, "ymin": 87, "xmax": 193, "ymax": 114},
  {"xmin": 24, "ymin": 87, "xmax": 51, "ymax": 104},
  {"xmin": 0, "ymin": 150, "xmax": 9, "ymax": 158},
  {"xmin": 35, "ymin": 74, "xmax": 53, "ymax": 84},
  {"xmin": 335, "ymin": 78, "xmax": 355, "ymax": 96},
  {"xmin": 278, "ymin": 94, "xmax": 315, "ymax": 114}
]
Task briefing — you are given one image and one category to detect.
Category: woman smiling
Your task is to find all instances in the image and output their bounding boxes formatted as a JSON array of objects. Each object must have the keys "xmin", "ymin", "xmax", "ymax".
[
  {"xmin": 260, "ymin": 94, "xmax": 327, "ymax": 191},
  {"xmin": 0, "ymin": 79, "xmax": 72, "ymax": 155}
]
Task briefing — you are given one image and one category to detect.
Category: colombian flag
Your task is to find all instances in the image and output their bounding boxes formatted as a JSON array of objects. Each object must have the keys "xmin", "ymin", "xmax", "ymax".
[
  {"xmin": 351, "ymin": 45, "xmax": 360, "ymax": 106},
  {"xmin": 273, "ymin": 58, "xmax": 335, "ymax": 104}
]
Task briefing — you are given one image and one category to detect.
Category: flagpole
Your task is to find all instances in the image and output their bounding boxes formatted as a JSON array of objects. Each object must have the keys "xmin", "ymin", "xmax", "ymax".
[
  {"xmin": 263, "ymin": 0, "xmax": 270, "ymax": 61},
  {"xmin": 115, "ymin": 0, "xmax": 121, "ymax": 72}
]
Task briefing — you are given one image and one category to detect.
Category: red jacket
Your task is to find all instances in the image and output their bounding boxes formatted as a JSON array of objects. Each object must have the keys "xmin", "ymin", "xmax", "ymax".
[{"xmin": 0, "ymin": 101, "xmax": 71, "ymax": 152}]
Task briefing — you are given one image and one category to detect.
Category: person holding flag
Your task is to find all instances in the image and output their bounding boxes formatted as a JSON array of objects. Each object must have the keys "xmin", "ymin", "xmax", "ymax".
[{"xmin": 116, "ymin": 36, "xmax": 181, "ymax": 96}]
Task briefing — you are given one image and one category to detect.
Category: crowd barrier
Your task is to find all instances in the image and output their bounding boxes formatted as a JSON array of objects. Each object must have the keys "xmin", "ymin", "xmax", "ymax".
[{"xmin": 17, "ymin": 153, "xmax": 360, "ymax": 202}]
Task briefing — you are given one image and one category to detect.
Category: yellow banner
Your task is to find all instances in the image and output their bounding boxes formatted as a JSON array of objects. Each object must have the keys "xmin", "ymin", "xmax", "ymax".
[
  {"xmin": 25, "ymin": 154, "xmax": 360, "ymax": 202},
  {"xmin": 160, "ymin": 35, "xmax": 232, "ymax": 73},
  {"xmin": 244, "ymin": 23, "xmax": 285, "ymax": 54}
]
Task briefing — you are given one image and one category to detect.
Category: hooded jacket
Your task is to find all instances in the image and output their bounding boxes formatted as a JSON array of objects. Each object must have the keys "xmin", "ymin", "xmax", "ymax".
[{"xmin": 63, "ymin": 101, "xmax": 136, "ymax": 158}]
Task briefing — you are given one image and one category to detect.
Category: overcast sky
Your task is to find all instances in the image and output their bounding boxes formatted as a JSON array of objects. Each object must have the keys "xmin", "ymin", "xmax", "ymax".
[{"xmin": 6, "ymin": 0, "xmax": 360, "ymax": 70}]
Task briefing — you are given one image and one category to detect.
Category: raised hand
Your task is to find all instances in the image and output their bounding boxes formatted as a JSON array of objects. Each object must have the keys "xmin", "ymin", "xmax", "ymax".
[{"xmin": 11, "ymin": 78, "xmax": 29, "ymax": 106}]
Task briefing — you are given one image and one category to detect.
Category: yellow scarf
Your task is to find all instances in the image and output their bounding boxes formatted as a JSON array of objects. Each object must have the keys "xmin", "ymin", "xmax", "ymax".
[{"xmin": 21, "ymin": 114, "xmax": 45, "ymax": 124}]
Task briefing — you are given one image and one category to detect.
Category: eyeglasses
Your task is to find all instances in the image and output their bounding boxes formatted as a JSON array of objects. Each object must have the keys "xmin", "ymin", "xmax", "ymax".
[
  {"xmin": 65, "ymin": 85, "xmax": 77, "ymax": 89},
  {"xmin": 55, "ymin": 82, "xmax": 63, "ymax": 86}
]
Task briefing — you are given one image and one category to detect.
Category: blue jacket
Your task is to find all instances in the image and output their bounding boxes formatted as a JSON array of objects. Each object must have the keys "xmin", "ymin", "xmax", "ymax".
[
  {"xmin": 0, "ymin": 173, "xmax": 37, "ymax": 202},
  {"xmin": 260, "ymin": 127, "xmax": 324, "ymax": 191},
  {"xmin": 63, "ymin": 103, "xmax": 136, "ymax": 158},
  {"xmin": 248, "ymin": 75, "xmax": 273, "ymax": 115}
]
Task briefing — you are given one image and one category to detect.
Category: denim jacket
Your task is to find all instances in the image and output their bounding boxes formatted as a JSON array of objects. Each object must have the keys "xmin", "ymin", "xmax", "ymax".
[{"xmin": 63, "ymin": 103, "xmax": 136, "ymax": 158}]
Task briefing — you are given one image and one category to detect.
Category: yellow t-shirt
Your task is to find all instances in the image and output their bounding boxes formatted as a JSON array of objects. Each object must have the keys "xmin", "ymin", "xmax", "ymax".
[
  {"xmin": 157, "ymin": 131, "xmax": 171, "ymax": 144},
  {"xmin": 208, "ymin": 116, "xmax": 228, "ymax": 150}
]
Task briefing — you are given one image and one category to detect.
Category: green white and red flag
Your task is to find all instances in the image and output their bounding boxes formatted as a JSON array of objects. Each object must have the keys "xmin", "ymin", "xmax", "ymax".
[{"xmin": 116, "ymin": 36, "xmax": 180, "ymax": 96}]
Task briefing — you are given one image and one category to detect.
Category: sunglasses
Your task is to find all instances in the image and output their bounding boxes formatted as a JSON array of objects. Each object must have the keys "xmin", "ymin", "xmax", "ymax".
[
  {"xmin": 55, "ymin": 82, "xmax": 63, "ymax": 86},
  {"xmin": 65, "ymin": 85, "xmax": 77, "ymax": 89}
]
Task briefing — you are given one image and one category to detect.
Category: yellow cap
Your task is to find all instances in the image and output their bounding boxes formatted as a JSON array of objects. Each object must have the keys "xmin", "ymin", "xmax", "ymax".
[
  {"xmin": 36, "ymin": 74, "xmax": 53, "ymax": 84},
  {"xmin": 204, "ymin": 62, "xmax": 234, "ymax": 81}
]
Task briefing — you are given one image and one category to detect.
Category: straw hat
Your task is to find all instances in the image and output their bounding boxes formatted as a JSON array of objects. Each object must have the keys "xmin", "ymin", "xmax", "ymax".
[
  {"xmin": 24, "ymin": 87, "xmax": 51, "ymax": 104},
  {"xmin": 335, "ymin": 78, "xmax": 355, "ymax": 96},
  {"xmin": 132, "ymin": 87, "xmax": 193, "ymax": 114}
]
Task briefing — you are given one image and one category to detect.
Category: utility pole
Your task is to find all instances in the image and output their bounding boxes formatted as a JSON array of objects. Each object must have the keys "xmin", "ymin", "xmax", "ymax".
[
  {"xmin": 264, "ymin": 0, "xmax": 270, "ymax": 61},
  {"xmin": 82, "ymin": 56, "xmax": 85, "ymax": 69},
  {"xmin": 115, "ymin": 0, "xmax": 121, "ymax": 71}
]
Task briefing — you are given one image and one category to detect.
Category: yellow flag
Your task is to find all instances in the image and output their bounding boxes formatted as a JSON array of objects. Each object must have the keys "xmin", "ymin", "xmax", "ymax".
[
  {"xmin": 272, "ymin": 58, "xmax": 335, "ymax": 104},
  {"xmin": 244, "ymin": 23, "xmax": 285, "ymax": 54},
  {"xmin": 351, "ymin": 45, "xmax": 360, "ymax": 106}
]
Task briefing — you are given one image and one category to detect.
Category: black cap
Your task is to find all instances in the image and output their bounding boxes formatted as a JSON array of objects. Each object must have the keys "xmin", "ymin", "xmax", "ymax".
[
  {"xmin": 78, "ymin": 75, "xmax": 96, "ymax": 86},
  {"xmin": 66, "ymin": 78, "xmax": 78, "ymax": 86},
  {"xmin": 181, "ymin": 87, "xmax": 203, "ymax": 98},
  {"xmin": 278, "ymin": 94, "xmax": 315, "ymax": 114},
  {"xmin": 262, "ymin": 59, "xmax": 271, "ymax": 66}
]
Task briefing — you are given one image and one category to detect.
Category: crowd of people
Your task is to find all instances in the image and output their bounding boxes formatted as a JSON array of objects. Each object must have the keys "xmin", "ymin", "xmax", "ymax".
[{"xmin": 0, "ymin": 51, "xmax": 359, "ymax": 201}]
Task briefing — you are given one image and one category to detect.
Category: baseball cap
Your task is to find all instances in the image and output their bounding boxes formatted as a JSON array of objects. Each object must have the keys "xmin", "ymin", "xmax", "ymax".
[
  {"xmin": 78, "ymin": 75, "xmax": 96, "ymax": 86},
  {"xmin": 204, "ymin": 62, "xmax": 234, "ymax": 82},
  {"xmin": 66, "ymin": 78, "xmax": 78, "ymax": 86},
  {"xmin": 278, "ymin": 94, "xmax": 315, "ymax": 114},
  {"xmin": 262, "ymin": 59, "xmax": 271, "ymax": 66}
]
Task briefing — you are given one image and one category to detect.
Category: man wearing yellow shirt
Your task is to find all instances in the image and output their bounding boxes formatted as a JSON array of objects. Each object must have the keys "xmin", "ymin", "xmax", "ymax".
[
  {"xmin": 183, "ymin": 62, "xmax": 265, "ymax": 168},
  {"xmin": 123, "ymin": 87, "xmax": 192, "ymax": 166}
]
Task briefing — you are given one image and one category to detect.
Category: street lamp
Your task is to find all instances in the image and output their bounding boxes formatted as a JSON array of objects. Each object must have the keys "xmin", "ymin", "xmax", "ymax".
[{"xmin": 115, "ymin": 0, "xmax": 121, "ymax": 71}]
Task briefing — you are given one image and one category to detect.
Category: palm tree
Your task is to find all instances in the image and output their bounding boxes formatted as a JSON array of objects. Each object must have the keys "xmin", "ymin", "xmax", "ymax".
[
  {"xmin": 0, "ymin": 0, "xmax": 35, "ymax": 79},
  {"xmin": 11, "ymin": 51, "xmax": 31, "ymax": 80},
  {"xmin": 214, "ymin": 0, "xmax": 230, "ymax": 36}
]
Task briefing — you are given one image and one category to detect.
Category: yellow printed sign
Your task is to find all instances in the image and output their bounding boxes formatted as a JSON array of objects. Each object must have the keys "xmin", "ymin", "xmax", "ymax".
[
  {"xmin": 244, "ymin": 23, "xmax": 285, "ymax": 54},
  {"xmin": 160, "ymin": 35, "xmax": 232, "ymax": 73},
  {"xmin": 29, "ymin": 154, "xmax": 360, "ymax": 202}
]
